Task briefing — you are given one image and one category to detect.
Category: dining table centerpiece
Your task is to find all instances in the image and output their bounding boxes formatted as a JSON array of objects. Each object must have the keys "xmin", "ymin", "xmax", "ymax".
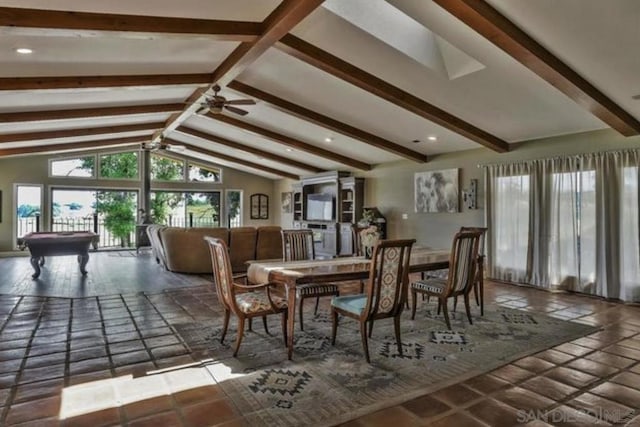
[{"xmin": 360, "ymin": 225, "xmax": 381, "ymax": 259}]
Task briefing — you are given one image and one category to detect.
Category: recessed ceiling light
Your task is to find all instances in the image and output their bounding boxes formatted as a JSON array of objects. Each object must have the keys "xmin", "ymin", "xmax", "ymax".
[
  {"xmin": 427, "ymin": 136, "xmax": 437, "ymax": 141},
  {"xmin": 15, "ymin": 48, "xmax": 33, "ymax": 54},
  {"xmin": 286, "ymin": 148, "xmax": 293, "ymax": 152},
  {"xmin": 324, "ymin": 137, "xmax": 333, "ymax": 143}
]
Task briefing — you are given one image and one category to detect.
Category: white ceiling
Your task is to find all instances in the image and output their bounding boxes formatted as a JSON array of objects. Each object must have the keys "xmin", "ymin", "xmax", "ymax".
[{"xmin": 0, "ymin": 0, "xmax": 637, "ymax": 179}]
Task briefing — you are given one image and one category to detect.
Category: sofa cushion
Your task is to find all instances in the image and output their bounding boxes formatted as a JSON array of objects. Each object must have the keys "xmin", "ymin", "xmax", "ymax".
[
  {"xmin": 229, "ymin": 227, "xmax": 257, "ymax": 273},
  {"xmin": 161, "ymin": 227, "xmax": 229, "ymax": 274},
  {"xmin": 256, "ymin": 226, "xmax": 283, "ymax": 261}
]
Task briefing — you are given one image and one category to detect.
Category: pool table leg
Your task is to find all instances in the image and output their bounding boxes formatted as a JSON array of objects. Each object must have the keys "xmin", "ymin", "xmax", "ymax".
[
  {"xmin": 78, "ymin": 254, "xmax": 89, "ymax": 275},
  {"xmin": 30, "ymin": 257, "xmax": 42, "ymax": 279}
]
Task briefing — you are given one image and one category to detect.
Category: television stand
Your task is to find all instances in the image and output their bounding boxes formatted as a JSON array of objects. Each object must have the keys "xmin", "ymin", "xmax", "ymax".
[{"xmin": 301, "ymin": 222, "xmax": 337, "ymax": 259}]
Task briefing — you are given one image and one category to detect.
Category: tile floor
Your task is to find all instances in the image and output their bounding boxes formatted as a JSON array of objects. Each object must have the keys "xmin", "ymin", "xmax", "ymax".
[{"xmin": 1, "ymin": 253, "xmax": 640, "ymax": 426}]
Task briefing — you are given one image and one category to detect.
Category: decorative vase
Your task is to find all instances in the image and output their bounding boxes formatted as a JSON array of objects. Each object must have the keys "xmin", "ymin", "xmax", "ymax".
[{"xmin": 364, "ymin": 245, "xmax": 373, "ymax": 259}]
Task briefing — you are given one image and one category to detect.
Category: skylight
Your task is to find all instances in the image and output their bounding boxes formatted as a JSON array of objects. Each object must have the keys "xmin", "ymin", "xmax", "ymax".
[{"xmin": 322, "ymin": 0, "xmax": 485, "ymax": 80}]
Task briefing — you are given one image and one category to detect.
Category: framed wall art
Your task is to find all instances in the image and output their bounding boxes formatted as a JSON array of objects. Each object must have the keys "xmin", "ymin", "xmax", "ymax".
[
  {"xmin": 250, "ymin": 193, "xmax": 269, "ymax": 219},
  {"xmin": 281, "ymin": 192, "xmax": 292, "ymax": 214},
  {"xmin": 414, "ymin": 169, "xmax": 459, "ymax": 213}
]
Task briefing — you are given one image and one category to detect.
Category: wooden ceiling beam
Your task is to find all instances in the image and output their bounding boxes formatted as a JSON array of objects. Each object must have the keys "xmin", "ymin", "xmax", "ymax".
[
  {"xmin": 228, "ymin": 80, "xmax": 428, "ymax": 163},
  {"xmin": 277, "ymin": 34, "xmax": 509, "ymax": 153},
  {"xmin": 164, "ymin": 138, "xmax": 299, "ymax": 180},
  {"xmin": 432, "ymin": 0, "xmax": 640, "ymax": 136},
  {"xmin": 176, "ymin": 126, "xmax": 324, "ymax": 173},
  {"xmin": 206, "ymin": 114, "xmax": 372, "ymax": 171},
  {"xmin": 0, "ymin": 122, "xmax": 161, "ymax": 143},
  {"xmin": 0, "ymin": 7, "xmax": 262, "ymax": 41},
  {"xmin": 0, "ymin": 103, "xmax": 184, "ymax": 123},
  {"xmin": 157, "ymin": 0, "xmax": 325, "ymax": 143},
  {"xmin": 0, "ymin": 74, "xmax": 212, "ymax": 91},
  {"xmin": 0, "ymin": 136, "xmax": 145, "ymax": 157},
  {"xmin": 211, "ymin": 0, "xmax": 325, "ymax": 87}
]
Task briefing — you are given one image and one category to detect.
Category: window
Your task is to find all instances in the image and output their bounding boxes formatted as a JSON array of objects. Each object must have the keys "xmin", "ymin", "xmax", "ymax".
[
  {"xmin": 226, "ymin": 190, "xmax": 242, "ymax": 227},
  {"xmin": 99, "ymin": 152, "xmax": 139, "ymax": 179},
  {"xmin": 15, "ymin": 184, "xmax": 42, "ymax": 243},
  {"xmin": 151, "ymin": 154, "xmax": 184, "ymax": 181},
  {"xmin": 188, "ymin": 162, "xmax": 221, "ymax": 183},
  {"xmin": 50, "ymin": 156, "xmax": 95, "ymax": 177},
  {"xmin": 51, "ymin": 188, "xmax": 139, "ymax": 248},
  {"xmin": 151, "ymin": 191, "xmax": 221, "ymax": 227}
]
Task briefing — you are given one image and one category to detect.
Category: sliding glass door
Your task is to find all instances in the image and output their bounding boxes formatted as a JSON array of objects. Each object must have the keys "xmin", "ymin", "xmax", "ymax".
[
  {"xmin": 51, "ymin": 188, "xmax": 139, "ymax": 248},
  {"xmin": 15, "ymin": 184, "xmax": 43, "ymax": 246}
]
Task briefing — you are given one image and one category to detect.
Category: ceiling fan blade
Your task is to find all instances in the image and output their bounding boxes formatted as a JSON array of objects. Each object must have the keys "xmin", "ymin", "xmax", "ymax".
[
  {"xmin": 167, "ymin": 144, "xmax": 186, "ymax": 152},
  {"xmin": 195, "ymin": 105, "xmax": 210, "ymax": 115},
  {"xmin": 225, "ymin": 105, "xmax": 249, "ymax": 116},
  {"xmin": 225, "ymin": 99, "xmax": 256, "ymax": 105}
]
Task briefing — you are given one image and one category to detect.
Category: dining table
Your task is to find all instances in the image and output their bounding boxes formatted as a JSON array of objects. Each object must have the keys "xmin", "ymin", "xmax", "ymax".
[{"xmin": 247, "ymin": 247, "xmax": 483, "ymax": 360}]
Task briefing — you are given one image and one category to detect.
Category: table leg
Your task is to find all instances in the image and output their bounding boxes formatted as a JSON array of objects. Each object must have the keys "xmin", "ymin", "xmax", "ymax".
[
  {"xmin": 479, "ymin": 257, "xmax": 484, "ymax": 316},
  {"xmin": 78, "ymin": 254, "xmax": 89, "ymax": 275},
  {"xmin": 30, "ymin": 257, "xmax": 41, "ymax": 279},
  {"xmin": 286, "ymin": 283, "xmax": 296, "ymax": 360}
]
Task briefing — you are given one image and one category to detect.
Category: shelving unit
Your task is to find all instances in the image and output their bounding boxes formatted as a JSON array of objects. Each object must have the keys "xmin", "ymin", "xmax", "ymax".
[
  {"xmin": 338, "ymin": 177, "xmax": 364, "ymax": 255},
  {"xmin": 292, "ymin": 182, "xmax": 303, "ymax": 226},
  {"xmin": 288, "ymin": 171, "xmax": 364, "ymax": 258}
]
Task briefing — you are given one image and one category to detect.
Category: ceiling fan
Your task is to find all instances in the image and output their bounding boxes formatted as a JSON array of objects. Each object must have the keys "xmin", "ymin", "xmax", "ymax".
[
  {"xmin": 195, "ymin": 84, "xmax": 256, "ymax": 116},
  {"xmin": 141, "ymin": 140, "xmax": 185, "ymax": 153}
]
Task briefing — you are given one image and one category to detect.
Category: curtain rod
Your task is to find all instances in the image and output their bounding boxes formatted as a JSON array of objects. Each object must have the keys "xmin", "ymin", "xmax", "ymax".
[{"xmin": 477, "ymin": 147, "xmax": 640, "ymax": 168}]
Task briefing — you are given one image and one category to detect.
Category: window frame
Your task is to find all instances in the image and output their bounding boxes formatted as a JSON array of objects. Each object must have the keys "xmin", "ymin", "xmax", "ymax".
[{"xmin": 48, "ymin": 154, "xmax": 96, "ymax": 179}]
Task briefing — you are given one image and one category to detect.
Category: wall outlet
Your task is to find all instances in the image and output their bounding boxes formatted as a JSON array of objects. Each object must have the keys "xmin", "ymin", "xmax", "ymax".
[{"xmin": 401, "ymin": 213, "xmax": 408, "ymax": 220}]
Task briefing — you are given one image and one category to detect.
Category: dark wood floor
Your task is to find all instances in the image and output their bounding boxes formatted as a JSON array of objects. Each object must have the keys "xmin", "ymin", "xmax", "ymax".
[{"xmin": 0, "ymin": 250, "xmax": 211, "ymax": 298}]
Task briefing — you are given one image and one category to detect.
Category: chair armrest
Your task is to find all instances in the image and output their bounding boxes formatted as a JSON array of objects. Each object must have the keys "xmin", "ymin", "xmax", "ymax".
[
  {"xmin": 233, "ymin": 273, "xmax": 248, "ymax": 285},
  {"xmin": 233, "ymin": 282, "xmax": 273, "ymax": 291}
]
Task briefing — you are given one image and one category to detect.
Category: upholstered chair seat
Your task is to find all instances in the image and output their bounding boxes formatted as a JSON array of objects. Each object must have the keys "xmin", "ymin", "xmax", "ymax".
[
  {"xmin": 235, "ymin": 293, "xmax": 287, "ymax": 314},
  {"xmin": 411, "ymin": 279, "xmax": 447, "ymax": 294}
]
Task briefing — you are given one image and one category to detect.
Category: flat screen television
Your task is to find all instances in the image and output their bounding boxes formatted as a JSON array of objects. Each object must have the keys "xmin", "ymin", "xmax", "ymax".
[{"xmin": 306, "ymin": 193, "xmax": 334, "ymax": 221}]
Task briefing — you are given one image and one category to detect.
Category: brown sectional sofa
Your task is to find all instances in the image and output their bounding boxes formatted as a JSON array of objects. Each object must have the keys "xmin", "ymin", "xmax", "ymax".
[{"xmin": 146, "ymin": 225, "xmax": 283, "ymax": 274}]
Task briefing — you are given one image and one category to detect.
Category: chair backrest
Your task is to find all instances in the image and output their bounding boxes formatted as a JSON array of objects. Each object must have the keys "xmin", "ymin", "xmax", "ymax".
[
  {"xmin": 256, "ymin": 226, "xmax": 283, "ymax": 260},
  {"xmin": 446, "ymin": 231, "xmax": 482, "ymax": 295},
  {"xmin": 204, "ymin": 236, "xmax": 236, "ymax": 312},
  {"xmin": 362, "ymin": 239, "xmax": 415, "ymax": 319},
  {"xmin": 351, "ymin": 224, "xmax": 367, "ymax": 256},
  {"xmin": 282, "ymin": 229, "xmax": 315, "ymax": 261},
  {"xmin": 459, "ymin": 226, "xmax": 488, "ymax": 256}
]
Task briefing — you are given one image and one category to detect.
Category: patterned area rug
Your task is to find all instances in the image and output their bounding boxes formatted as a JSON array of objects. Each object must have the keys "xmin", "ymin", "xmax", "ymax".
[{"xmin": 173, "ymin": 300, "xmax": 597, "ymax": 426}]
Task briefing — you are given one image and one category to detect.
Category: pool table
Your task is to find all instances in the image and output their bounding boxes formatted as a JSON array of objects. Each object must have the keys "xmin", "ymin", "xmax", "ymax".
[{"xmin": 22, "ymin": 231, "xmax": 99, "ymax": 279}]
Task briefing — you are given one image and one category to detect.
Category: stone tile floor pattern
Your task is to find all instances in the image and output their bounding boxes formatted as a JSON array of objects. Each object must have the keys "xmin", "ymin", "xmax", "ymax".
[{"xmin": 1, "ymin": 274, "xmax": 640, "ymax": 425}]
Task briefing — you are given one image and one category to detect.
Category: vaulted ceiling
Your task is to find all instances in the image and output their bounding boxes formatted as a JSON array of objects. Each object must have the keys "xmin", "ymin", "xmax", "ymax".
[{"xmin": 1, "ymin": 0, "xmax": 638, "ymax": 180}]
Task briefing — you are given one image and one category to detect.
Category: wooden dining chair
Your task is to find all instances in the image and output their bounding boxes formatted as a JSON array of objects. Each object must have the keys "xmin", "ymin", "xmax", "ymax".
[
  {"xmin": 204, "ymin": 236, "xmax": 288, "ymax": 357},
  {"xmin": 459, "ymin": 226, "xmax": 488, "ymax": 315},
  {"xmin": 331, "ymin": 239, "xmax": 415, "ymax": 363},
  {"xmin": 281, "ymin": 229, "xmax": 339, "ymax": 331},
  {"xmin": 351, "ymin": 224, "xmax": 367, "ymax": 293},
  {"xmin": 410, "ymin": 231, "xmax": 481, "ymax": 330}
]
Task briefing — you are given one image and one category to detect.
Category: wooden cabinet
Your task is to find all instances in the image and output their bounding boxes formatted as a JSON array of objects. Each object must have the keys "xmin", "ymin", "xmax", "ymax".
[
  {"xmin": 288, "ymin": 172, "xmax": 364, "ymax": 258},
  {"xmin": 292, "ymin": 182, "xmax": 303, "ymax": 227},
  {"xmin": 339, "ymin": 177, "xmax": 364, "ymax": 224}
]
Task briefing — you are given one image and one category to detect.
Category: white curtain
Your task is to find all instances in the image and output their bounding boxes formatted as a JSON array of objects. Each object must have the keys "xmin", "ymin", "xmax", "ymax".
[
  {"xmin": 485, "ymin": 150, "xmax": 640, "ymax": 302},
  {"xmin": 485, "ymin": 162, "xmax": 531, "ymax": 283}
]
